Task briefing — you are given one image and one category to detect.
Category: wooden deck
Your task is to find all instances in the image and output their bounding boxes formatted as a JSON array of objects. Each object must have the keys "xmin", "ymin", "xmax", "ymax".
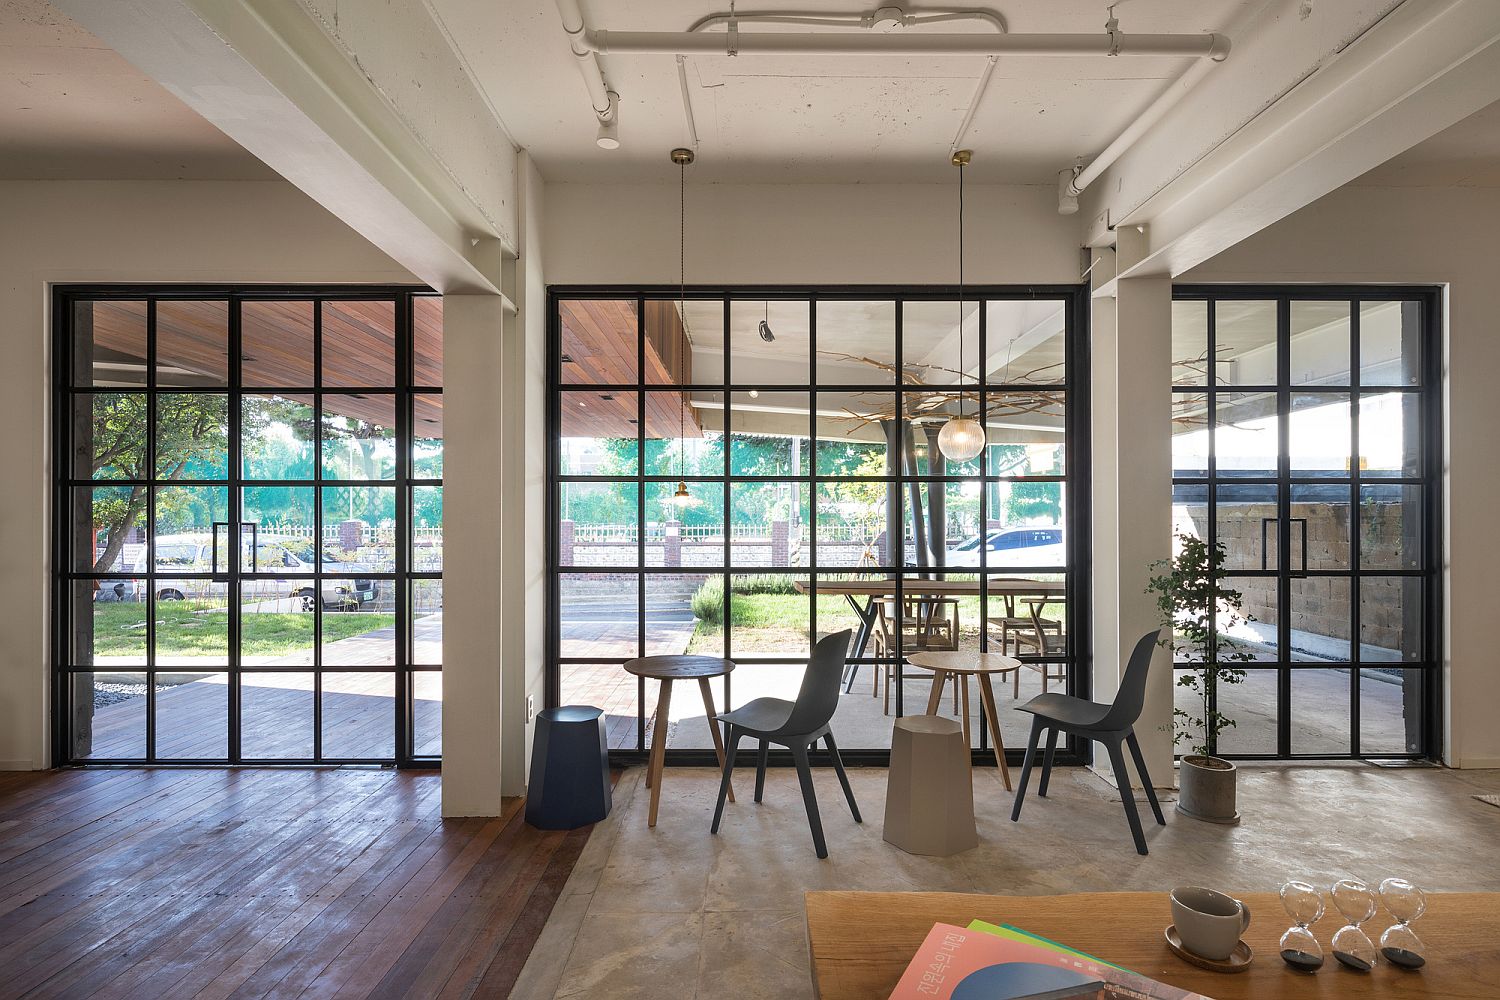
[
  {"xmin": 83, "ymin": 673, "xmax": 442, "ymax": 761},
  {"xmin": 0, "ymin": 767, "xmax": 589, "ymax": 999}
]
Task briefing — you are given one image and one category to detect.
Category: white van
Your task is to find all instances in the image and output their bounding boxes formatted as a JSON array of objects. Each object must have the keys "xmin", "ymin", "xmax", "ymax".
[{"xmin": 132, "ymin": 533, "xmax": 378, "ymax": 610}]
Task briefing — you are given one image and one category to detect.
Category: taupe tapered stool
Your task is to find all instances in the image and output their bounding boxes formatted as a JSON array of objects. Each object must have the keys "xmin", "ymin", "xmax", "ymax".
[{"xmin": 883, "ymin": 715, "xmax": 977, "ymax": 857}]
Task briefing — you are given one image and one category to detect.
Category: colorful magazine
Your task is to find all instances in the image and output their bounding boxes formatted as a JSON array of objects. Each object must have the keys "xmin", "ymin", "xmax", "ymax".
[{"xmin": 887, "ymin": 922, "xmax": 1212, "ymax": 1000}]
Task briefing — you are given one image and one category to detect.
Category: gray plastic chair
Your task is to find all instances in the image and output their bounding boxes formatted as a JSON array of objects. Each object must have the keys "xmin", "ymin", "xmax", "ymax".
[
  {"xmin": 710, "ymin": 630, "xmax": 861, "ymax": 858},
  {"xmin": 1010, "ymin": 629, "xmax": 1167, "ymax": 855}
]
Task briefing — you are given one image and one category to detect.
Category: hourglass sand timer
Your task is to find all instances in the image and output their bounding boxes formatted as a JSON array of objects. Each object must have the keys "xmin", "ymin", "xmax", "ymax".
[
  {"xmin": 1378, "ymin": 878, "xmax": 1428, "ymax": 969},
  {"xmin": 1331, "ymin": 878, "xmax": 1379, "ymax": 971},
  {"xmin": 1278, "ymin": 881, "xmax": 1326, "ymax": 971}
]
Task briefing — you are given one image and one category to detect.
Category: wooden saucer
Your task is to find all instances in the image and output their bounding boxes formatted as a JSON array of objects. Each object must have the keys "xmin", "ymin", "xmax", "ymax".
[{"xmin": 1164, "ymin": 925, "xmax": 1253, "ymax": 973}]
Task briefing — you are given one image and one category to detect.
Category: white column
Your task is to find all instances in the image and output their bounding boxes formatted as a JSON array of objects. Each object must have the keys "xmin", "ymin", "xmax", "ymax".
[
  {"xmin": 1091, "ymin": 249, "xmax": 1175, "ymax": 788},
  {"xmin": 441, "ymin": 293, "xmax": 508, "ymax": 816}
]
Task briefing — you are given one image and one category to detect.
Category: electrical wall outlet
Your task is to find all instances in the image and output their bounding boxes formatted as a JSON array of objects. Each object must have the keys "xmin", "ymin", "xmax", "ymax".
[{"xmin": 526, "ymin": 693, "xmax": 535, "ymax": 724}]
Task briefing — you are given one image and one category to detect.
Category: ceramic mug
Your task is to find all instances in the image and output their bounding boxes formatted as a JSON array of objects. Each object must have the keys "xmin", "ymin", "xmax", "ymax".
[{"xmin": 1171, "ymin": 885, "xmax": 1251, "ymax": 961}]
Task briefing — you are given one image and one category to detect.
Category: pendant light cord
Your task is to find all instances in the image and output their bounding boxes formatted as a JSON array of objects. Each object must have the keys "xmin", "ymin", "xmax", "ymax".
[
  {"xmin": 679, "ymin": 156, "xmax": 687, "ymax": 480},
  {"xmin": 958, "ymin": 157, "xmax": 965, "ymax": 384}
]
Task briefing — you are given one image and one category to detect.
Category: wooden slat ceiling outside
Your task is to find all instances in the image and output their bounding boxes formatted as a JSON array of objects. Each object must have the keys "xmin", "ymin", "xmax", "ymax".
[
  {"xmin": 83, "ymin": 299, "xmax": 441, "ymax": 432},
  {"xmin": 559, "ymin": 298, "xmax": 700, "ymax": 440}
]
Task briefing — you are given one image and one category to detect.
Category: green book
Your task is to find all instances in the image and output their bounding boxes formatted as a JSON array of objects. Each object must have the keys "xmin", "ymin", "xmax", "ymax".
[{"xmin": 966, "ymin": 920, "xmax": 1131, "ymax": 973}]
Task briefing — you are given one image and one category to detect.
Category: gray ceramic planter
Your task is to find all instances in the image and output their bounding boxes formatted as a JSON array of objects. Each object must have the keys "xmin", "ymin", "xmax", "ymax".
[{"xmin": 1176, "ymin": 755, "xmax": 1240, "ymax": 824}]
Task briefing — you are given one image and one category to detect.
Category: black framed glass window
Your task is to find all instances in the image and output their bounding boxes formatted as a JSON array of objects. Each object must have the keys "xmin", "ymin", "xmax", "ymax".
[
  {"xmin": 549, "ymin": 286, "xmax": 1089, "ymax": 766},
  {"xmin": 53, "ymin": 287, "xmax": 443, "ymax": 765},
  {"xmin": 1170, "ymin": 286, "xmax": 1441, "ymax": 760}
]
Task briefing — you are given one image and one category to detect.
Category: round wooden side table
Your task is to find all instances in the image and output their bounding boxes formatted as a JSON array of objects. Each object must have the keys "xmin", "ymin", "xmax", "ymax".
[
  {"xmin": 623, "ymin": 655, "xmax": 736, "ymax": 827},
  {"xmin": 904, "ymin": 650, "xmax": 1020, "ymax": 791}
]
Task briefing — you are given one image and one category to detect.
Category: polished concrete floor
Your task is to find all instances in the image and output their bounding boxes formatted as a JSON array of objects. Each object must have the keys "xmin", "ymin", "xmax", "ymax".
[{"xmin": 511, "ymin": 762, "xmax": 1500, "ymax": 999}]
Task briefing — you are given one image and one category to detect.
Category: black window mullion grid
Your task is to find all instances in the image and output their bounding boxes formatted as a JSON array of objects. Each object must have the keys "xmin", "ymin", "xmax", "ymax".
[
  {"xmin": 893, "ymin": 296, "xmax": 904, "ymax": 719},
  {"xmin": 312, "ymin": 298, "xmax": 324, "ymax": 762},
  {"xmin": 1205, "ymin": 297, "xmax": 1220, "ymax": 756},
  {"xmin": 636, "ymin": 295, "xmax": 646, "ymax": 754},
  {"xmin": 721, "ymin": 296, "xmax": 733, "ymax": 715},
  {"xmin": 1349, "ymin": 299, "xmax": 1362, "ymax": 756},
  {"xmin": 807, "ymin": 297, "xmax": 819, "ymax": 698},
  {"xmin": 1177, "ymin": 286, "xmax": 1441, "ymax": 762},
  {"xmin": 227, "ymin": 298, "xmax": 243, "ymax": 762},
  {"xmin": 144, "ymin": 300, "xmax": 157, "ymax": 760},
  {"xmin": 1274, "ymin": 298, "xmax": 1293, "ymax": 758},
  {"xmin": 547, "ymin": 285, "xmax": 1087, "ymax": 770},
  {"xmin": 977, "ymin": 292, "xmax": 989, "ymax": 755},
  {"xmin": 395, "ymin": 292, "xmax": 413, "ymax": 765},
  {"xmin": 53, "ymin": 286, "xmax": 434, "ymax": 767}
]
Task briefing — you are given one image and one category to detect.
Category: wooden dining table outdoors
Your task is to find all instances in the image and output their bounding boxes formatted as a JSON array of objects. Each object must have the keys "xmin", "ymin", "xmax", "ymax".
[
  {"xmin": 904, "ymin": 650, "xmax": 1020, "ymax": 791},
  {"xmin": 793, "ymin": 577, "xmax": 1066, "ymax": 690},
  {"xmin": 622, "ymin": 654, "xmax": 736, "ymax": 828}
]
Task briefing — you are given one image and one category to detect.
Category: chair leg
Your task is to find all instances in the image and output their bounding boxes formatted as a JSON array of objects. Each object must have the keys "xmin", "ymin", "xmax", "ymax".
[
  {"xmin": 1106, "ymin": 738, "xmax": 1149, "ymax": 856},
  {"xmin": 1037, "ymin": 728, "xmax": 1060, "ymax": 798},
  {"xmin": 1010, "ymin": 717, "xmax": 1045, "ymax": 822},
  {"xmin": 790, "ymin": 742, "xmax": 827, "ymax": 859},
  {"xmin": 754, "ymin": 738, "xmax": 769, "ymax": 804},
  {"xmin": 711, "ymin": 726, "xmax": 742, "ymax": 835},
  {"xmin": 824, "ymin": 732, "xmax": 861, "ymax": 823},
  {"xmin": 1126, "ymin": 731, "xmax": 1167, "ymax": 826}
]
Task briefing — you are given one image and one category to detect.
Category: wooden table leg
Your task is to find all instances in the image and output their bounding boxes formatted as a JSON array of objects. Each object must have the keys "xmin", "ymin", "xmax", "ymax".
[
  {"xmin": 924, "ymin": 669, "xmax": 947, "ymax": 716},
  {"xmin": 977, "ymin": 674, "xmax": 1012, "ymax": 791},
  {"xmin": 959, "ymin": 675, "xmax": 972, "ymax": 746},
  {"xmin": 647, "ymin": 678, "xmax": 673, "ymax": 827},
  {"xmin": 698, "ymin": 677, "xmax": 734, "ymax": 803}
]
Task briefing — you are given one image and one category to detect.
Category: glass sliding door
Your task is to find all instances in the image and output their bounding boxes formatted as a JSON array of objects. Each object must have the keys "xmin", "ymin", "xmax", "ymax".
[
  {"xmin": 1170, "ymin": 287, "xmax": 1440, "ymax": 760},
  {"xmin": 549, "ymin": 287, "xmax": 1088, "ymax": 766},
  {"xmin": 54, "ymin": 287, "xmax": 442, "ymax": 765}
]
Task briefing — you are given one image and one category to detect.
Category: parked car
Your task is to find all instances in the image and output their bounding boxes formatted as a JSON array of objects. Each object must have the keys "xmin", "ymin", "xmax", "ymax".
[
  {"xmin": 130, "ymin": 533, "xmax": 378, "ymax": 610},
  {"xmin": 945, "ymin": 526, "xmax": 1065, "ymax": 567}
]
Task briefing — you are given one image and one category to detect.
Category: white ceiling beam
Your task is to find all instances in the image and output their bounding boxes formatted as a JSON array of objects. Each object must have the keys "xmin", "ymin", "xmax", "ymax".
[
  {"xmin": 53, "ymin": 0, "xmax": 517, "ymax": 295},
  {"xmin": 1085, "ymin": 0, "xmax": 1500, "ymax": 279}
]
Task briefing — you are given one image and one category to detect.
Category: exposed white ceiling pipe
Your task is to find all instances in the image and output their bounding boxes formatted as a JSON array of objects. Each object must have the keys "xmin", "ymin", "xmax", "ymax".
[
  {"xmin": 687, "ymin": 7, "xmax": 1008, "ymax": 34},
  {"xmin": 553, "ymin": 0, "xmax": 618, "ymax": 142},
  {"xmin": 585, "ymin": 29, "xmax": 1229, "ymax": 58},
  {"xmin": 1057, "ymin": 51, "xmax": 1222, "ymax": 213}
]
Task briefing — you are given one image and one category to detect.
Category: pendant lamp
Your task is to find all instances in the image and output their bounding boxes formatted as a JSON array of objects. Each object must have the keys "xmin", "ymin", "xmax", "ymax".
[
  {"xmin": 669, "ymin": 147, "xmax": 697, "ymax": 508},
  {"xmin": 938, "ymin": 149, "xmax": 985, "ymax": 463}
]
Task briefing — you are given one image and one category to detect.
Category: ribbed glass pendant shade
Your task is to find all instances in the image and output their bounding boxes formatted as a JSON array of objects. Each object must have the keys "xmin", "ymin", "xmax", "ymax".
[{"xmin": 937, "ymin": 415, "xmax": 985, "ymax": 463}]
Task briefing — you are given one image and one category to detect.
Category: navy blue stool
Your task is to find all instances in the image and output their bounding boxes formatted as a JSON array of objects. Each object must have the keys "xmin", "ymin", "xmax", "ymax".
[{"xmin": 525, "ymin": 705, "xmax": 612, "ymax": 830}]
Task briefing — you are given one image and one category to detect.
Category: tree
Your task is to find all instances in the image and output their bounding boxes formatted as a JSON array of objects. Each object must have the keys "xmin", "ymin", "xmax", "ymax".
[
  {"xmin": 1146, "ymin": 533, "xmax": 1256, "ymax": 759},
  {"xmin": 87, "ymin": 393, "xmax": 230, "ymax": 573}
]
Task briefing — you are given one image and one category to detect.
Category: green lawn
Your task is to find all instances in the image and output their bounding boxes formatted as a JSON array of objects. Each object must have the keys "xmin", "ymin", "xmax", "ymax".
[{"xmin": 90, "ymin": 601, "xmax": 395, "ymax": 659}]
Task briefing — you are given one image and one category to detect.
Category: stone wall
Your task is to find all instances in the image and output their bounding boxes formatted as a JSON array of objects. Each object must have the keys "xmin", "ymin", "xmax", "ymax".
[{"xmin": 1176, "ymin": 500, "xmax": 1421, "ymax": 657}]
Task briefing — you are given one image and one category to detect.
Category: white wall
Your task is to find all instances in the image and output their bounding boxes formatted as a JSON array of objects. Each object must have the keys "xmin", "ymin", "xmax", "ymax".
[
  {"xmin": 500, "ymin": 151, "xmax": 549, "ymax": 795},
  {"xmin": 1183, "ymin": 183, "xmax": 1500, "ymax": 768},
  {"xmin": 0, "ymin": 179, "xmax": 413, "ymax": 769},
  {"xmin": 544, "ymin": 182, "xmax": 1079, "ymax": 286}
]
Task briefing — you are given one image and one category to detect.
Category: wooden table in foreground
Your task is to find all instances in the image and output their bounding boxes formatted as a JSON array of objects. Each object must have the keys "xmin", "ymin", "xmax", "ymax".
[{"xmin": 805, "ymin": 890, "xmax": 1499, "ymax": 999}]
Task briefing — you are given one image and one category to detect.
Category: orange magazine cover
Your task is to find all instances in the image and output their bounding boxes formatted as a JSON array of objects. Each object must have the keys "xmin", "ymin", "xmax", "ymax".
[{"xmin": 888, "ymin": 922, "xmax": 1211, "ymax": 1000}]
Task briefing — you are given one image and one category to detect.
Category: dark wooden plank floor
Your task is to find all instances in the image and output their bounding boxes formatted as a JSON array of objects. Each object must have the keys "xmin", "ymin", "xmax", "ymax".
[{"xmin": 0, "ymin": 768, "xmax": 590, "ymax": 999}]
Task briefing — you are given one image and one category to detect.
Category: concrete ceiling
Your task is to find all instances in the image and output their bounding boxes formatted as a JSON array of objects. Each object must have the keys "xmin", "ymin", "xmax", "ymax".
[
  {"xmin": 430, "ymin": 0, "xmax": 1257, "ymax": 184},
  {"xmin": 0, "ymin": 0, "xmax": 274, "ymax": 180},
  {"xmin": 1354, "ymin": 98, "xmax": 1500, "ymax": 187}
]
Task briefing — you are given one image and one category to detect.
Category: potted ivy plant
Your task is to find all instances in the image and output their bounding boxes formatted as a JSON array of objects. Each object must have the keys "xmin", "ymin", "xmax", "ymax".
[{"xmin": 1147, "ymin": 533, "xmax": 1255, "ymax": 824}]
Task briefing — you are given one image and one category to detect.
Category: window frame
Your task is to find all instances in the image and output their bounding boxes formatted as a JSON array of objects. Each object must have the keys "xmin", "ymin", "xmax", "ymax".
[
  {"xmin": 51, "ymin": 284, "xmax": 442, "ymax": 767},
  {"xmin": 546, "ymin": 284, "xmax": 1092, "ymax": 769}
]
